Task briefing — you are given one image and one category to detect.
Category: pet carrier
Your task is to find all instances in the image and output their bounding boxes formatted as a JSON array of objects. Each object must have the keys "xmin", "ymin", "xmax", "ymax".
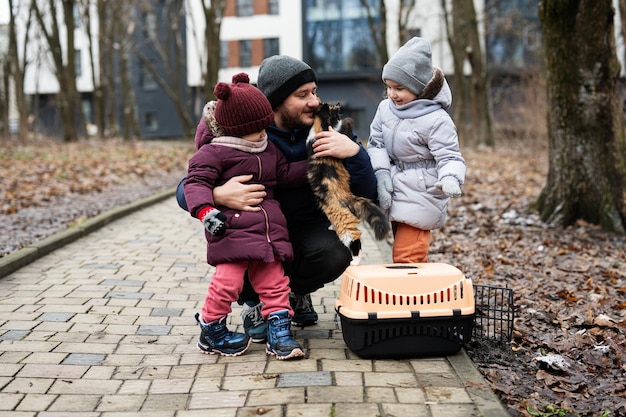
[{"xmin": 335, "ymin": 263, "xmax": 475, "ymax": 358}]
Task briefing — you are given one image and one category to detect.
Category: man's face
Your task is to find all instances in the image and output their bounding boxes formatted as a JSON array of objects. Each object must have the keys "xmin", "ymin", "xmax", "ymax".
[{"xmin": 273, "ymin": 82, "xmax": 319, "ymax": 131}]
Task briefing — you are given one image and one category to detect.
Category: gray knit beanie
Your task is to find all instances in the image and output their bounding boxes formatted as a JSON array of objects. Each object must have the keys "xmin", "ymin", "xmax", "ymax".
[
  {"xmin": 257, "ymin": 55, "xmax": 317, "ymax": 108},
  {"xmin": 382, "ymin": 37, "xmax": 433, "ymax": 96}
]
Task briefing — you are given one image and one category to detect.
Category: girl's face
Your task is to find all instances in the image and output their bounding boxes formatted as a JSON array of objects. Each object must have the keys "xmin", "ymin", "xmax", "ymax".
[{"xmin": 385, "ymin": 80, "xmax": 417, "ymax": 107}]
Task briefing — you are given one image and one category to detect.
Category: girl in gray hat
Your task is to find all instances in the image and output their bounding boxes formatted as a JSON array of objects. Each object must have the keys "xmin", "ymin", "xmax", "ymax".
[{"xmin": 367, "ymin": 37, "xmax": 466, "ymax": 263}]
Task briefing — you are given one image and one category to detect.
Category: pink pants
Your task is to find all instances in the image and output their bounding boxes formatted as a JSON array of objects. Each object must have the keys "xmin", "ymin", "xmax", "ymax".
[
  {"xmin": 392, "ymin": 222, "xmax": 431, "ymax": 263},
  {"xmin": 201, "ymin": 259, "xmax": 293, "ymax": 323}
]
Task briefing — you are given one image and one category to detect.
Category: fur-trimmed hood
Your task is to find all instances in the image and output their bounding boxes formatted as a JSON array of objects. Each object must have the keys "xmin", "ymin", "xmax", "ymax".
[
  {"xmin": 416, "ymin": 67, "xmax": 447, "ymax": 102},
  {"xmin": 194, "ymin": 101, "xmax": 224, "ymax": 149}
]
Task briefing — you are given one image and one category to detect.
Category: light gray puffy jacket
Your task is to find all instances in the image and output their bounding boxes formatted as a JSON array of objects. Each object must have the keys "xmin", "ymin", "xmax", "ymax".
[{"xmin": 367, "ymin": 69, "xmax": 466, "ymax": 230}]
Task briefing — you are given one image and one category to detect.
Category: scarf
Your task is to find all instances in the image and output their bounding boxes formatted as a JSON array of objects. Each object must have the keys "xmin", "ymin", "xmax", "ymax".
[{"xmin": 211, "ymin": 135, "xmax": 268, "ymax": 153}]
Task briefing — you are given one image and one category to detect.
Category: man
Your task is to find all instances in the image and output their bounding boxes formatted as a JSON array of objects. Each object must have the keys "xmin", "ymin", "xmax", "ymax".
[{"xmin": 178, "ymin": 55, "xmax": 377, "ymax": 342}]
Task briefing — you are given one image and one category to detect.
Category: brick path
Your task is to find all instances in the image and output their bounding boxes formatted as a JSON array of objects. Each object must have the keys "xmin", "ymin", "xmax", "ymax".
[{"xmin": 0, "ymin": 192, "xmax": 510, "ymax": 416}]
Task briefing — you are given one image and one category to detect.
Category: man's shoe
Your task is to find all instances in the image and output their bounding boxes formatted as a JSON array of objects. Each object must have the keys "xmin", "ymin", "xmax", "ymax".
[
  {"xmin": 289, "ymin": 293, "xmax": 318, "ymax": 327},
  {"xmin": 241, "ymin": 301, "xmax": 268, "ymax": 343},
  {"xmin": 195, "ymin": 313, "xmax": 251, "ymax": 356},
  {"xmin": 266, "ymin": 310, "xmax": 304, "ymax": 360}
]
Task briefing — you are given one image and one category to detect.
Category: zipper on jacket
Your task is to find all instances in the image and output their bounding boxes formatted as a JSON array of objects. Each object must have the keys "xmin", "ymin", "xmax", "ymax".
[
  {"xmin": 260, "ymin": 206, "xmax": 271, "ymax": 242},
  {"xmin": 255, "ymin": 154, "xmax": 262, "ymax": 181}
]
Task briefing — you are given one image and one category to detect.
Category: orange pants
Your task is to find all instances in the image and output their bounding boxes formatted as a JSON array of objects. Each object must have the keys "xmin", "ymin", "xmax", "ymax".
[{"xmin": 392, "ymin": 222, "xmax": 431, "ymax": 263}]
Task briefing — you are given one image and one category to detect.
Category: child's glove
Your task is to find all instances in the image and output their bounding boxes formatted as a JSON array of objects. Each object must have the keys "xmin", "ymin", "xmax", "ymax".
[
  {"xmin": 375, "ymin": 170, "xmax": 393, "ymax": 210},
  {"xmin": 199, "ymin": 206, "xmax": 227, "ymax": 236},
  {"xmin": 435, "ymin": 176, "xmax": 462, "ymax": 197}
]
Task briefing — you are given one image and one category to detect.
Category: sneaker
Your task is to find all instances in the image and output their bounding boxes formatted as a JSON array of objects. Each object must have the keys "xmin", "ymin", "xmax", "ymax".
[
  {"xmin": 289, "ymin": 293, "xmax": 318, "ymax": 327},
  {"xmin": 241, "ymin": 301, "xmax": 268, "ymax": 343},
  {"xmin": 266, "ymin": 310, "xmax": 305, "ymax": 360},
  {"xmin": 195, "ymin": 312, "xmax": 251, "ymax": 356}
]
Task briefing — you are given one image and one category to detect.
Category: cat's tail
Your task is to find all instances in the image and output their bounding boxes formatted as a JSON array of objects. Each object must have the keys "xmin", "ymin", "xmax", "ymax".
[{"xmin": 347, "ymin": 197, "xmax": 391, "ymax": 240}]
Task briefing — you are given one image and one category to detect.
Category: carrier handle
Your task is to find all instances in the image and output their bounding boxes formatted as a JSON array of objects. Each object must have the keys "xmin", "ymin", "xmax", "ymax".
[{"xmin": 385, "ymin": 265, "xmax": 419, "ymax": 269}]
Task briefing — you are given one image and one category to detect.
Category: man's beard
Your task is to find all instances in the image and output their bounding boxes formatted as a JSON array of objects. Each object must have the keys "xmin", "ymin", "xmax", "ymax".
[{"xmin": 277, "ymin": 107, "xmax": 312, "ymax": 131}]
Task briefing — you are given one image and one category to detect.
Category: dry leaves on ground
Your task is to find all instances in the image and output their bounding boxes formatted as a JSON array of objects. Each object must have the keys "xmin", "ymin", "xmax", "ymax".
[
  {"xmin": 431, "ymin": 144, "xmax": 626, "ymax": 417},
  {"xmin": 0, "ymin": 138, "xmax": 194, "ymax": 256},
  {"xmin": 0, "ymin": 138, "xmax": 194, "ymax": 215}
]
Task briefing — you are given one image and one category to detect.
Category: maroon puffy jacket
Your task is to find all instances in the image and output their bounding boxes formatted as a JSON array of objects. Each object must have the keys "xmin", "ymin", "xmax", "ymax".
[{"xmin": 184, "ymin": 140, "xmax": 307, "ymax": 266}]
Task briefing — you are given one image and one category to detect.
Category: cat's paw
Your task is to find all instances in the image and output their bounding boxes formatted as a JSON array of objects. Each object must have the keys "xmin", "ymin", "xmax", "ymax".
[
  {"xmin": 305, "ymin": 136, "xmax": 316, "ymax": 157},
  {"xmin": 339, "ymin": 233, "xmax": 353, "ymax": 248},
  {"xmin": 349, "ymin": 239, "xmax": 362, "ymax": 257}
]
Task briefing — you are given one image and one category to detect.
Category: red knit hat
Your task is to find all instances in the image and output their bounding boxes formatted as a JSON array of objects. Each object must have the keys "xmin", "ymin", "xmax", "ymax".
[{"xmin": 214, "ymin": 73, "xmax": 274, "ymax": 137}]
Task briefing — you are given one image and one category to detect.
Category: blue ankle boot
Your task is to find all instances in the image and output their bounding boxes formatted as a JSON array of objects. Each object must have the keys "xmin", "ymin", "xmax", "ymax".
[
  {"xmin": 266, "ymin": 310, "xmax": 304, "ymax": 360},
  {"xmin": 195, "ymin": 313, "xmax": 251, "ymax": 356}
]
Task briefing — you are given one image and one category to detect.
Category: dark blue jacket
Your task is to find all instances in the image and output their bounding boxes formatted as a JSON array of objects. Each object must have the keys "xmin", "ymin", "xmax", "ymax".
[{"xmin": 266, "ymin": 124, "xmax": 376, "ymax": 232}]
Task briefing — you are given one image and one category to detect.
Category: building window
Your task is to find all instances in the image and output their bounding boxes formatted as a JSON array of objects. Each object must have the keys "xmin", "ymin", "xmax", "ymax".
[
  {"xmin": 140, "ymin": 64, "xmax": 158, "ymax": 90},
  {"xmin": 239, "ymin": 40, "xmax": 252, "ymax": 67},
  {"xmin": 73, "ymin": 4, "xmax": 82, "ymax": 28},
  {"xmin": 485, "ymin": 0, "xmax": 541, "ymax": 71},
  {"xmin": 303, "ymin": 0, "xmax": 381, "ymax": 74},
  {"xmin": 268, "ymin": 0, "xmax": 279, "ymax": 14},
  {"xmin": 220, "ymin": 41, "xmax": 228, "ymax": 69},
  {"xmin": 142, "ymin": 11, "xmax": 157, "ymax": 39},
  {"xmin": 237, "ymin": 0, "xmax": 254, "ymax": 17},
  {"xmin": 74, "ymin": 49, "xmax": 82, "ymax": 77},
  {"xmin": 264, "ymin": 38, "xmax": 279, "ymax": 58},
  {"xmin": 144, "ymin": 111, "xmax": 159, "ymax": 131}
]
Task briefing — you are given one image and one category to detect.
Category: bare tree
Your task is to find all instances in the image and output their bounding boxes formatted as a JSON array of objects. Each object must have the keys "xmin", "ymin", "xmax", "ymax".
[
  {"xmin": 537, "ymin": 0, "xmax": 626, "ymax": 233},
  {"xmin": 133, "ymin": 0, "xmax": 194, "ymax": 137},
  {"xmin": 6, "ymin": 0, "xmax": 35, "ymax": 142},
  {"xmin": 618, "ymin": 0, "xmax": 626, "ymax": 69},
  {"xmin": 77, "ymin": 0, "xmax": 104, "ymax": 138},
  {"xmin": 442, "ymin": 0, "xmax": 494, "ymax": 147},
  {"xmin": 32, "ymin": 0, "xmax": 84, "ymax": 141},
  {"xmin": 200, "ymin": 0, "xmax": 226, "ymax": 101},
  {"xmin": 359, "ymin": 0, "xmax": 389, "ymax": 63}
]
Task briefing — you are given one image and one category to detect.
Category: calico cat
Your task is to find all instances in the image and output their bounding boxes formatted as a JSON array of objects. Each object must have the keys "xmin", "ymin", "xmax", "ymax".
[{"xmin": 306, "ymin": 102, "xmax": 390, "ymax": 260}]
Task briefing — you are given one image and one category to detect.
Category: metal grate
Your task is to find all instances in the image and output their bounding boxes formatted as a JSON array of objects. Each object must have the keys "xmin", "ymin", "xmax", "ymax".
[{"xmin": 472, "ymin": 284, "xmax": 515, "ymax": 343}]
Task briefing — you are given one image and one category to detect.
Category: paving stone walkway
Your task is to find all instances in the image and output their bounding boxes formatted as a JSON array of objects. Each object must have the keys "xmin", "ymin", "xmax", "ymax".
[{"xmin": 0, "ymin": 192, "xmax": 511, "ymax": 417}]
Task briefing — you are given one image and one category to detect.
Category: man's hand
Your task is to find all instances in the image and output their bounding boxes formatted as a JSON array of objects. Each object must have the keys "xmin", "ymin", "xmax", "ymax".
[
  {"xmin": 213, "ymin": 174, "xmax": 266, "ymax": 212},
  {"xmin": 312, "ymin": 126, "xmax": 360, "ymax": 159}
]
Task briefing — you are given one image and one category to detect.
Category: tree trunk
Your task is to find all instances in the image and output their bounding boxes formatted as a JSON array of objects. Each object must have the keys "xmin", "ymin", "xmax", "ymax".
[
  {"xmin": 444, "ymin": 0, "xmax": 468, "ymax": 145},
  {"xmin": 33, "ymin": 0, "xmax": 79, "ymax": 142},
  {"xmin": 462, "ymin": 0, "xmax": 493, "ymax": 147},
  {"xmin": 203, "ymin": 0, "xmax": 226, "ymax": 102},
  {"xmin": 80, "ymin": 0, "xmax": 103, "ymax": 138},
  {"xmin": 0, "ymin": 59, "xmax": 8, "ymax": 139},
  {"xmin": 446, "ymin": 0, "xmax": 494, "ymax": 147},
  {"xmin": 537, "ymin": 0, "xmax": 626, "ymax": 233},
  {"xmin": 8, "ymin": 0, "xmax": 31, "ymax": 142}
]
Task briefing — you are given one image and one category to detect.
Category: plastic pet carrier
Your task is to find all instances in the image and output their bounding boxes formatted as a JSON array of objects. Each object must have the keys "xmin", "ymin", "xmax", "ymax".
[{"xmin": 335, "ymin": 263, "xmax": 475, "ymax": 358}]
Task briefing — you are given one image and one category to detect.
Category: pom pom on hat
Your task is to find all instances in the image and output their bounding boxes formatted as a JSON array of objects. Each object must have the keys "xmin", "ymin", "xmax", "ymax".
[
  {"xmin": 382, "ymin": 37, "xmax": 434, "ymax": 96},
  {"xmin": 257, "ymin": 55, "xmax": 317, "ymax": 108},
  {"xmin": 214, "ymin": 73, "xmax": 274, "ymax": 137}
]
